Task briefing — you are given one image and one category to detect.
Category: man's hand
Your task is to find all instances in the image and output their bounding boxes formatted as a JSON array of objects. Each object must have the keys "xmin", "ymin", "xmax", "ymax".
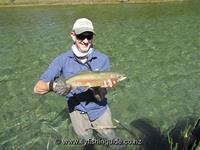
[
  {"xmin": 50, "ymin": 78, "xmax": 72, "ymax": 96},
  {"xmin": 103, "ymin": 78, "xmax": 117, "ymax": 88}
]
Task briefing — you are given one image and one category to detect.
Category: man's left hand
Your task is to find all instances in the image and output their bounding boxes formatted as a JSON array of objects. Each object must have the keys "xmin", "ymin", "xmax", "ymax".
[{"xmin": 103, "ymin": 78, "xmax": 117, "ymax": 88}]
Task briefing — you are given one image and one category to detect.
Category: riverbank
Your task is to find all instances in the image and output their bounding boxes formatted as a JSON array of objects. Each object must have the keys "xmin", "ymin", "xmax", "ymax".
[{"xmin": 0, "ymin": 0, "xmax": 186, "ymax": 7}]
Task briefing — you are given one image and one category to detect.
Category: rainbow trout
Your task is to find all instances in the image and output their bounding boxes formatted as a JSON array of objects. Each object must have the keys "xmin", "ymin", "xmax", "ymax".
[{"xmin": 65, "ymin": 71, "xmax": 126, "ymax": 88}]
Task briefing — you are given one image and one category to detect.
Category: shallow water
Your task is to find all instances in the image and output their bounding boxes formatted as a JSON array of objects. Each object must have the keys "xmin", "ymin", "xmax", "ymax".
[{"xmin": 0, "ymin": 1, "xmax": 200, "ymax": 149}]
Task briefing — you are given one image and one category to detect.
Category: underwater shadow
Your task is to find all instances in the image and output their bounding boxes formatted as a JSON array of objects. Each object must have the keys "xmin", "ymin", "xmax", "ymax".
[
  {"xmin": 130, "ymin": 118, "xmax": 169, "ymax": 150},
  {"xmin": 130, "ymin": 116, "xmax": 200, "ymax": 150}
]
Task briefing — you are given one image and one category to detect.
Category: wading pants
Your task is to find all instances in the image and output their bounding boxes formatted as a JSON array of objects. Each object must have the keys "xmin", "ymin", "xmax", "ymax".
[{"xmin": 69, "ymin": 106, "xmax": 126, "ymax": 150}]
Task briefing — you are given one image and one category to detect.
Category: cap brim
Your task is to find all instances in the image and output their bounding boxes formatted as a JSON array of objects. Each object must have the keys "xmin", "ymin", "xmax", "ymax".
[{"xmin": 74, "ymin": 27, "xmax": 95, "ymax": 35}]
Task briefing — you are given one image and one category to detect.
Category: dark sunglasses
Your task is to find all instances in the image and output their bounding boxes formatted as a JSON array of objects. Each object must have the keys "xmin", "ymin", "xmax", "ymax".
[{"xmin": 76, "ymin": 33, "xmax": 93, "ymax": 40}]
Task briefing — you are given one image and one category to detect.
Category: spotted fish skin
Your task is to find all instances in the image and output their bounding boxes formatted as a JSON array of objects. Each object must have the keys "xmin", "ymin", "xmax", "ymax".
[{"xmin": 65, "ymin": 71, "xmax": 126, "ymax": 88}]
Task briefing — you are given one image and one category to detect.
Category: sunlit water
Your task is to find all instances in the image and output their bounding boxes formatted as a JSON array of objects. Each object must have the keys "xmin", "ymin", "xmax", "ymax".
[{"xmin": 0, "ymin": 1, "xmax": 200, "ymax": 149}]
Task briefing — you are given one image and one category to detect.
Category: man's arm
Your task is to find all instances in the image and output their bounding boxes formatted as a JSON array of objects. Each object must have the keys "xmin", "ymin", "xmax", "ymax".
[
  {"xmin": 34, "ymin": 80, "xmax": 50, "ymax": 94},
  {"xmin": 33, "ymin": 53, "xmax": 71, "ymax": 95},
  {"xmin": 34, "ymin": 79, "xmax": 72, "ymax": 96}
]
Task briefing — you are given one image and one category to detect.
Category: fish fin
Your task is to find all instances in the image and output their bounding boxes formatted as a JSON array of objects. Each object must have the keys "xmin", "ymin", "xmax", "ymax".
[{"xmin": 83, "ymin": 86, "xmax": 90, "ymax": 92}]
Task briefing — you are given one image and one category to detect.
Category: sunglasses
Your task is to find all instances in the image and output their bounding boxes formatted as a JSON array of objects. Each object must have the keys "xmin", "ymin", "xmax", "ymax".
[{"xmin": 76, "ymin": 33, "xmax": 93, "ymax": 40}]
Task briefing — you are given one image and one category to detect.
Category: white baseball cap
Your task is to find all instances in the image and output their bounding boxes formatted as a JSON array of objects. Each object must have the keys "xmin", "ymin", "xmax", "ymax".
[{"xmin": 72, "ymin": 18, "xmax": 95, "ymax": 35}]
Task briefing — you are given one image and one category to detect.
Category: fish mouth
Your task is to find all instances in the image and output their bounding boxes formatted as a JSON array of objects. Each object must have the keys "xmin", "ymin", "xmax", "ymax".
[{"xmin": 118, "ymin": 76, "xmax": 127, "ymax": 81}]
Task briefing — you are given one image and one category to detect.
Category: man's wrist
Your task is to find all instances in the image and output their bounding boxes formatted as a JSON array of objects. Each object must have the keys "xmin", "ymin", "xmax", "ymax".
[{"xmin": 49, "ymin": 81, "xmax": 54, "ymax": 91}]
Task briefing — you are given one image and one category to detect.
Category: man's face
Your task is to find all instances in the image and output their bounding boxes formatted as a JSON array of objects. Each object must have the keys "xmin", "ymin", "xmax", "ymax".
[{"xmin": 72, "ymin": 31, "xmax": 94, "ymax": 53}]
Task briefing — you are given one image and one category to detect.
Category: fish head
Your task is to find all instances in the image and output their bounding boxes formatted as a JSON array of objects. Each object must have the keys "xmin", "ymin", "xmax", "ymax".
[{"xmin": 111, "ymin": 73, "xmax": 127, "ymax": 82}]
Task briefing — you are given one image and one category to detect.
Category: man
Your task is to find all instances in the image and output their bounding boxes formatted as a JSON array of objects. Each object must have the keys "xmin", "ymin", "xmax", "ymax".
[{"xmin": 34, "ymin": 18, "xmax": 125, "ymax": 150}]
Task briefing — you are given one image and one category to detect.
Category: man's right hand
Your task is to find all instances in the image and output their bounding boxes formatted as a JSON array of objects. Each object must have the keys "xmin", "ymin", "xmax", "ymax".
[
  {"xmin": 50, "ymin": 78, "xmax": 72, "ymax": 96},
  {"xmin": 34, "ymin": 78, "xmax": 71, "ymax": 95}
]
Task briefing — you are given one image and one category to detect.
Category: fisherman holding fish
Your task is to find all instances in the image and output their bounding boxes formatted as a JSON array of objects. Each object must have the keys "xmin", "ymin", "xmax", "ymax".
[{"xmin": 34, "ymin": 18, "xmax": 126, "ymax": 150}]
